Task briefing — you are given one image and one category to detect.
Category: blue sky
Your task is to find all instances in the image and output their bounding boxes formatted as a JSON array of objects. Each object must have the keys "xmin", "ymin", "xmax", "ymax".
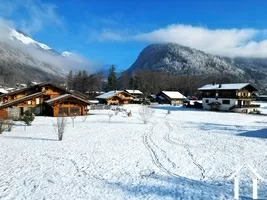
[{"xmin": 1, "ymin": 0, "xmax": 267, "ymax": 72}]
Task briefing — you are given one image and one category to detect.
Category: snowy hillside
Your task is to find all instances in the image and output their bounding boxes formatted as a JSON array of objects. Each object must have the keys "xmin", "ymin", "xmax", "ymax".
[
  {"xmin": 1, "ymin": 105, "xmax": 267, "ymax": 199},
  {"xmin": 127, "ymin": 43, "xmax": 267, "ymax": 92}
]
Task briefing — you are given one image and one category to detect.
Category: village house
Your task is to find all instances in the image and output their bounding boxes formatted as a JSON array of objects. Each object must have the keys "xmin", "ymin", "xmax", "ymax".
[
  {"xmin": 198, "ymin": 83, "xmax": 260, "ymax": 113},
  {"xmin": 156, "ymin": 91, "xmax": 186, "ymax": 105},
  {"xmin": 0, "ymin": 83, "xmax": 90, "ymax": 118},
  {"xmin": 124, "ymin": 89, "xmax": 143, "ymax": 103},
  {"xmin": 95, "ymin": 90, "xmax": 134, "ymax": 105}
]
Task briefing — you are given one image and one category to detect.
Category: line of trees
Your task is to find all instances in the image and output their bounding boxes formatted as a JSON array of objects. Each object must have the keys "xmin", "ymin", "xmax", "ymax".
[{"xmin": 65, "ymin": 65, "xmax": 244, "ymax": 97}]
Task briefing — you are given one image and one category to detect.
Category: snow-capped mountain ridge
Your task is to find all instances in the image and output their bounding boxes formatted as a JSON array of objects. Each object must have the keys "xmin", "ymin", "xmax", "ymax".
[
  {"xmin": 0, "ymin": 27, "xmax": 93, "ymax": 86},
  {"xmin": 9, "ymin": 29, "xmax": 52, "ymax": 51}
]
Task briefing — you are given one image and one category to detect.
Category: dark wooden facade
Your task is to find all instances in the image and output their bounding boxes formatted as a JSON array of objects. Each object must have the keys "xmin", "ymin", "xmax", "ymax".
[{"xmin": 0, "ymin": 83, "xmax": 90, "ymax": 118}]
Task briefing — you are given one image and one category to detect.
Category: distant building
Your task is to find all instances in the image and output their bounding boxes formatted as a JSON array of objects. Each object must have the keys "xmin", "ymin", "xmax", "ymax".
[
  {"xmin": 146, "ymin": 95, "xmax": 157, "ymax": 103},
  {"xmin": 156, "ymin": 91, "xmax": 186, "ymax": 105},
  {"xmin": 0, "ymin": 88, "xmax": 8, "ymax": 95},
  {"xmin": 198, "ymin": 83, "xmax": 260, "ymax": 113},
  {"xmin": 95, "ymin": 90, "xmax": 134, "ymax": 105},
  {"xmin": 254, "ymin": 93, "xmax": 267, "ymax": 102},
  {"xmin": 124, "ymin": 90, "xmax": 143, "ymax": 103}
]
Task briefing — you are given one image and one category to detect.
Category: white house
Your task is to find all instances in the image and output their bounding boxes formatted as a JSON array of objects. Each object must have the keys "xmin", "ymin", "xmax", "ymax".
[{"xmin": 198, "ymin": 83, "xmax": 260, "ymax": 113}]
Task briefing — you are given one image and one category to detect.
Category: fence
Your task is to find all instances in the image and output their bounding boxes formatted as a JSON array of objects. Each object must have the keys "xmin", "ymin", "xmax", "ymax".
[{"xmin": 89, "ymin": 104, "xmax": 112, "ymax": 110}]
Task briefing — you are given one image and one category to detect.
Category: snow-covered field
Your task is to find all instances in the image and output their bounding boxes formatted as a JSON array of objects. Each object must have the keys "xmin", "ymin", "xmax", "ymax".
[
  {"xmin": 258, "ymin": 102, "xmax": 267, "ymax": 115},
  {"xmin": 1, "ymin": 105, "xmax": 267, "ymax": 200}
]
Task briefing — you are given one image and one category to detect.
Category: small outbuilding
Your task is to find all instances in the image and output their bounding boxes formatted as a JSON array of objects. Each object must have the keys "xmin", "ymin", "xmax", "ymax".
[{"xmin": 156, "ymin": 91, "xmax": 186, "ymax": 105}]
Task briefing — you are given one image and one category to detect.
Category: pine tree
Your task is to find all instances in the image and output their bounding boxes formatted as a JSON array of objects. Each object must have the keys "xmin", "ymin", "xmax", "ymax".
[
  {"xmin": 107, "ymin": 65, "xmax": 117, "ymax": 90},
  {"xmin": 66, "ymin": 70, "xmax": 73, "ymax": 90}
]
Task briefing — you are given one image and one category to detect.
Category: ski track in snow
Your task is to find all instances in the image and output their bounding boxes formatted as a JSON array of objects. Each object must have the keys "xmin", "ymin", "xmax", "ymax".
[{"xmin": 1, "ymin": 104, "xmax": 267, "ymax": 199}]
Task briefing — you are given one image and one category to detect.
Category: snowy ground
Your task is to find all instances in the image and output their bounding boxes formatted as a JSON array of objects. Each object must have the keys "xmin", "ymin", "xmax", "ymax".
[
  {"xmin": 1, "ymin": 105, "xmax": 267, "ymax": 200},
  {"xmin": 258, "ymin": 102, "xmax": 267, "ymax": 115}
]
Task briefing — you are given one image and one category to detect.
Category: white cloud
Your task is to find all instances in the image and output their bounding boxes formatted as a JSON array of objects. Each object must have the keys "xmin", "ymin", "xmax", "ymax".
[
  {"xmin": 0, "ymin": 0, "xmax": 64, "ymax": 35},
  {"xmin": 0, "ymin": 19, "xmax": 102, "ymax": 74},
  {"xmin": 97, "ymin": 24, "xmax": 267, "ymax": 58}
]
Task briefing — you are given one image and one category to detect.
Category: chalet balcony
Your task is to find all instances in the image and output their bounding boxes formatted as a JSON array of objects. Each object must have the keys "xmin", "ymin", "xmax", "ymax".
[
  {"xmin": 202, "ymin": 95, "xmax": 253, "ymax": 99},
  {"xmin": 235, "ymin": 104, "xmax": 260, "ymax": 108}
]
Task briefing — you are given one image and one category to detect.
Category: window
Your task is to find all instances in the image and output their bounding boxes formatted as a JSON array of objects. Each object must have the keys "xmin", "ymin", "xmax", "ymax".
[
  {"xmin": 28, "ymin": 100, "xmax": 32, "ymax": 105},
  {"xmin": 36, "ymin": 98, "xmax": 40, "ymax": 105},
  {"xmin": 59, "ymin": 107, "xmax": 68, "ymax": 116},
  {"xmin": 222, "ymin": 100, "xmax": 230, "ymax": 104},
  {"xmin": 70, "ymin": 107, "xmax": 80, "ymax": 115},
  {"xmin": 243, "ymin": 93, "xmax": 246, "ymax": 97},
  {"xmin": 205, "ymin": 99, "xmax": 209, "ymax": 103}
]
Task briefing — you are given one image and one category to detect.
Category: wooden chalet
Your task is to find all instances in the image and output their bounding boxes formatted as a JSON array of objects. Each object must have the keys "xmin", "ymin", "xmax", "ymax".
[
  {"xmin": 124, "ymin": 89, "xmax": 143, "ymax": 103},
  {"xmin": 198, "ymin": 83, "xmax": 259, "ymax": 112},
  {"xmin": 0, "ymin": 83, "xmax": 90, "ymax": 118},
  {"xmin": 156, "ymin": 91, "xmax": 186, "ymax": 105},
  {"xmin": 95, "ymin": 90, "xmax": 134, "ymax": 105}
]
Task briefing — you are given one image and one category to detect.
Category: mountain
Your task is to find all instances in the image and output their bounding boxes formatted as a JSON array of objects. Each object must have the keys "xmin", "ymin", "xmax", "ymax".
[
  {"xmin": 0, "ymin": 27, "xmax": 94, "ymax": 86},
  {"xmin": 127, "ymin": 43, "xmax": 267, "ymax": 92}
]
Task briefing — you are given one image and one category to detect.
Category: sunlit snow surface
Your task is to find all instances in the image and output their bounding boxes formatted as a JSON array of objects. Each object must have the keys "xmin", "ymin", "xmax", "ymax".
[{"xmin": 1, "ymin": 104, "xmax": 267, "ymax": 200}]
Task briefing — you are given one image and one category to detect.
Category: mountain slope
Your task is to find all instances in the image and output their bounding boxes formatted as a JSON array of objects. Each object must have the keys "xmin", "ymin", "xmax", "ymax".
[
  {"xmin": 127, "ymin": 43, "xmax": 267, "ymax": 91},
  {"xmin": 0, "ymin": 27, "xmax": 93, "ymax": 86}
]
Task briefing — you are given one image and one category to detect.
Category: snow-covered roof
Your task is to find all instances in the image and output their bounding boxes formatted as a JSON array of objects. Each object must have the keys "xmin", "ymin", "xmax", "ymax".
[
  {"xmin": 0, "ymin": 88, "xmax": 8, "ymax": 94},
  {"xmin": 158, "ymin": 96, "xmax": 165, "ymax": 100},
  {"xmin": 148, "ymin": 95, "xmax": 157, "ymax": 99},
  {"xmin": 125, "ymin": 90, "xmax": 143, "ymax": 94},
  {"xmin": 89, "ymin": 100, "xmax": 99, "ymax": 104},
  {"xmin": 95, "ymin": 91, "xmax": 124, "ymax": 99},
  {"xmin": 45, "ymin": 94, "xmax": 90, "ymax": 105},
  {"xmin": 45, "ymin": 94, "xmax": 70, "ymax": 104},
  {"xmin": 161, "ymin": 91, "xmax": 186, "ymax": 99},
  {"xmin": 198, "ymin": 83, "xmax": 256, "ymax": 91}
]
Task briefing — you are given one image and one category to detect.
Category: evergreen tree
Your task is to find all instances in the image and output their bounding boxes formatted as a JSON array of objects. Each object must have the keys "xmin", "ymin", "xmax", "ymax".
[
  {"xmin": 66, "ymin": 70, "xmax": 73, "ymax": 90},
  {"xmin": 107, "ymin": 65, "xmax": 117, "ymax": 90}
]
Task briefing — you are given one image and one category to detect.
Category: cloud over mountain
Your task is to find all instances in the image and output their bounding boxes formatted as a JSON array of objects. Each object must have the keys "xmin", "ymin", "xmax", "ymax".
[{"xmin": 97, "ymin": 24, "xmax": 267, "ymax": 58}]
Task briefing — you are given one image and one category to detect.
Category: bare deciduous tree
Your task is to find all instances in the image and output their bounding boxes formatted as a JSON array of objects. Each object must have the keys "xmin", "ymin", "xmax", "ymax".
[
  {"xmin": 139, "ymin": 106, "xmax": 155, "ymax": 124},
  {"xmin": 108, "ymin": 111, "xmax": 114, "ymax": 123},
  {"xmin": 82, "ymin": 114, "xmax": 88, "ymax": 122},
  {"xmin": 71, "ymin": 113, "xmax": 77, "ymax": 127},
  {"xmin": 54, "ymin": 117, "xmax": 67, "ymax": 141}
]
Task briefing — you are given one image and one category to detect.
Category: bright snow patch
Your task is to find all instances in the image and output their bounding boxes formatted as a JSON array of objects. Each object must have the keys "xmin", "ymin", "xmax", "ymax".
[
  {"xmin": 1, "ymin": 105, "xmax": 267, "ymax": 199},
  {"xmin": 9, "ymin": 29, "xmax": 51, "ymax": 50}
]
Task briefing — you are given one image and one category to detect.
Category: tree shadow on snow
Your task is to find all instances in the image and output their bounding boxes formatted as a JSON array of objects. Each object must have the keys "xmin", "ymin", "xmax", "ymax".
[
  {"xmin": 2, "ymin": 135, "xmax": 58, "ymax": 141},
  {"xmin": 102, "ymin": 174, "xmax": 232, "ymax": 199},
  {"xmin": 189, "ymin": 122, "xmax": 250, "ymax": 132},
  {"xmin": 101, "ymin": 174, "xmax": 267, "ymax": 199},
  {"xmin": 151, "ymin": 106, "xmax": 203, "ymax": 112},
  {"xmin": 238, "ymin": 128, "xmax": 267, "ymax": 139}
]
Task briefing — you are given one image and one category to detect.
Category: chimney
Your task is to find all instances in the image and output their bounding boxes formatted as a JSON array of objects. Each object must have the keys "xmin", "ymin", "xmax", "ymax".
[
  {"xmin": 212, "ymin": 82, "xmax": 216, "ymax": 85},
  {"xmin": 219, "ymin": 84, "xmax": 222, "ymax": 88}
]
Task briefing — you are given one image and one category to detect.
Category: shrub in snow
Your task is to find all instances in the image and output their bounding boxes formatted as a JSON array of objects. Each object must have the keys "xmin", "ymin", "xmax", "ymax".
[
  {"xmin": 6, "ymin": 118, "xmax": 13, "ymax": 132},
  {"xmin": 140, "ymin": 169, "xmax": 155, "ymax": 178},
  {"xmin": 139, "ymin": 106, "xmax": 155, "ymax": 124},
  {"xmin": 21, "ymin": 110, "xmax": 35, "ymax": 126},
  {"xmin": 0, "ymin": 119, "xmax": 5, "ymax": 134},
  {"xmin": 54, "ymin": 117, "xmax": 67, "ymax": 141}
]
